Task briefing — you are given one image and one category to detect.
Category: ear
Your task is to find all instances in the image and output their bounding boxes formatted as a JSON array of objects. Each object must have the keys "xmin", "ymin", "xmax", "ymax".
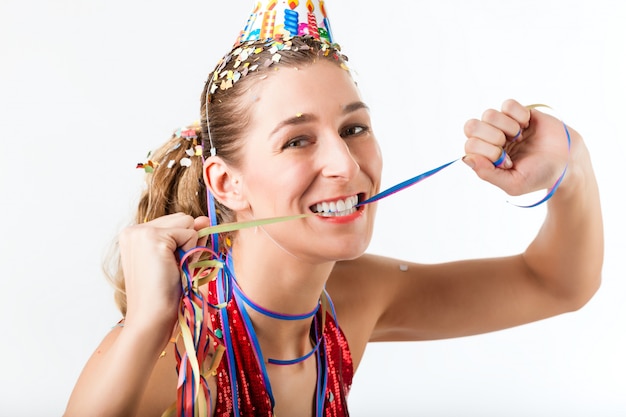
[{"xmin": 203, "ymin": 157, "xmax": 248, "ymax": 212}]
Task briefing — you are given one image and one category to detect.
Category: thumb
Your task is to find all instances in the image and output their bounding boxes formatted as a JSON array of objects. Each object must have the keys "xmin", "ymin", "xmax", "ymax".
[{"xmin": 463, "ymin": 153, "xmax": 515, "ymax": 193}]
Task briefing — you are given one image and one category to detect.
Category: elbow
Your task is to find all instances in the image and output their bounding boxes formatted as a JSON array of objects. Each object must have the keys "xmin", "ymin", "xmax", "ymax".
[{"xmin": 563, "ymin": 272, "xmax": 602, "ymax": 312}]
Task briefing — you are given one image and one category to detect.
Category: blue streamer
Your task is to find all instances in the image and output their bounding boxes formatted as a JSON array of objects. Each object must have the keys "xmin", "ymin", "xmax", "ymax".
[
  {"xmin": 234, "ymin": 291, "xmax": 277, "ymax": 408},
  {"xmin": 233, "ymin": 282, "xmax": 319, "ymax": 321},
  {"xmin": 359, "ymin": 117, "xmax": 571, "ymax": 209},
  {"xmin": 206, "ymin": 190, "xmax": 219, "ymax": 254},
  {"xmin": 216, "ymin": 265, "xmax": 240, "ymax": 416},
  {"xmin": 358, "ymin": 159, "xmax": 459, "ymax": 207}
]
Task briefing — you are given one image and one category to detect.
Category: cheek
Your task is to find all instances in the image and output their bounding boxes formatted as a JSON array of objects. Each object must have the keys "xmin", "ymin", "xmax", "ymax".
[
  {"xmin": 356, "ymin": 140, "xmax": 383, "ymax": 183},
  {"xmin": 243, "ymin": 158, "xmax": 315, "ymax": 206}
]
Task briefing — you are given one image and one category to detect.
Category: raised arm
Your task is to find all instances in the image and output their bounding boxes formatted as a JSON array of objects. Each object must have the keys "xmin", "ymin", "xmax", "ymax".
[
  {"xmin": 64, "ymin": 214, "xmax": 210, "ymax": 416},
  {"xmin": 460, "ymin": 100, "xmax": 603, "ymax": 310},
  {"xmin": 329, "ymin": 100, "xmax": 603, "ymax": 363}
]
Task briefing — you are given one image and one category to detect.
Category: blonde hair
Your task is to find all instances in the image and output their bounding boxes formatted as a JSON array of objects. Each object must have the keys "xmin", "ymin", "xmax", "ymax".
[
  {"xmin": 106, "ymin": 124, "xmax": 207, "ymax": 315},
  {"xmin": 108, "ymin": 37, "xmax": 349, "ymax": 315}
]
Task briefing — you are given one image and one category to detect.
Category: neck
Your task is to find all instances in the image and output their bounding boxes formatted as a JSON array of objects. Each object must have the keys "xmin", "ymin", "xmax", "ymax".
[{"xmin": 228, "ymin": 231, "xmax": 334, "ymax": 361}]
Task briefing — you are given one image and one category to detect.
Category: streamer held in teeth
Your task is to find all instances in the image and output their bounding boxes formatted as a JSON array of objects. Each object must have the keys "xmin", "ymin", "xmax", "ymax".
[{"xmin": 197, "ymin": 109, "xmax": 571, "ymax": 237}]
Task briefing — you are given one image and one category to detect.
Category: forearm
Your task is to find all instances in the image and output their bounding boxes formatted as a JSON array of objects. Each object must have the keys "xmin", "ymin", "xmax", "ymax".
[
  {"xmin": 65, "ymin": 322, "xmax": 171, "ymax": 417},
  {"xmin": 524, "ymin": 139, "xmax": 603, "ymax": 307}
]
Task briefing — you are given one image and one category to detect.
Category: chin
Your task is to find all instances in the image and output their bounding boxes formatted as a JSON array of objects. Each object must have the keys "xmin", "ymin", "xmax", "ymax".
[{"xmin": 323, "ymin": 236, "xmax": 372, "ymax": 262}]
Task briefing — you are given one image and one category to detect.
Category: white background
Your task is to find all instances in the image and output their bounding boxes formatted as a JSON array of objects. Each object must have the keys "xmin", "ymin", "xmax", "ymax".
[{"xmin": 1, "ymin": 0, "xmax": 625, "ymax": 415}]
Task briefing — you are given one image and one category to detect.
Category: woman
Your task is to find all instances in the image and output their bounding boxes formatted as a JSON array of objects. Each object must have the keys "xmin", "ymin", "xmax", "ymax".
[{"xmin": 64, "ymin": 8, "xmax": 603, "ymax": 417}]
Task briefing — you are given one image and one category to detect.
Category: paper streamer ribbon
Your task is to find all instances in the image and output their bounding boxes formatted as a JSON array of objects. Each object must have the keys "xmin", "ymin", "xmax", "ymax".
[
  {"xmin": 195, "ymin": 105, "xmax": 571, "ymax": 237},
  {"xmin": 357, "ymin": 159, "xmax": 459, "ymax": 206},
  {"xmin": 162, "ymin": 247, "xmax": 227, "ymax": 417},
  {"xmin": 170, "ymin": 104, "xmax": 571, "ymax": 416},
  {"xmin": 197, "ymin": 214, "xmax": 311, "ymax": 238}
]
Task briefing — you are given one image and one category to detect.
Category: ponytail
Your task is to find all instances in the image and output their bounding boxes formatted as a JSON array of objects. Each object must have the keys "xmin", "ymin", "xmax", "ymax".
[{"xmin": 106, "ymin": 123, "xmax": 206, "ymax": 315}]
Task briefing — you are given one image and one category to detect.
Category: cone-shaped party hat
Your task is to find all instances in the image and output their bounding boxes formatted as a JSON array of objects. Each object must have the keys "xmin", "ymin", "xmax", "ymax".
[
  {"xmin": 236, "ymin": 0, "xmax": 335, "ymax": 46},
  {"xmin": 206, "ymin": 0, "xmax": 346, "ymax": 102},
  {"xmin": 203, "ymin": 0, "xmax": 348, "ymax": 155}
]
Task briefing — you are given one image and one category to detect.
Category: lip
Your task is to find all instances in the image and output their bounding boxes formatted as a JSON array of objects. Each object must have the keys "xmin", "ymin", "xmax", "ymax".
[{"xmin": 314, "ymin": 206, "xmax": 365, "ymax": 224}]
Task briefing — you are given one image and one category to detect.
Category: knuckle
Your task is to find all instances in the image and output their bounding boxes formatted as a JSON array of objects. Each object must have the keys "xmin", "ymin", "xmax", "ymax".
[
  {"xmin": 175, "ymin": 213, "xmax": 195, "ymax": 227},
  {"xmin": 501, "ymin": 98, "xmax": 519, "ymax": 112},
  {"xmin": 464, "ymin": 137, "xmax": 481, "ymax": 154},
  {"xmin": 463, "ymin": 118, "xmax": 481, "ymax": 136},
  {"xmin": 481, "ymin": 108, "xmax": 500, "ymax": 124}
]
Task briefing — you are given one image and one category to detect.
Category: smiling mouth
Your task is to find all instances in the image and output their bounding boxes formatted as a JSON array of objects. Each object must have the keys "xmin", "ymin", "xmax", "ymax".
[{"xmin": 310, "ymin": 194, "xmax": 363, "ymax": 217}]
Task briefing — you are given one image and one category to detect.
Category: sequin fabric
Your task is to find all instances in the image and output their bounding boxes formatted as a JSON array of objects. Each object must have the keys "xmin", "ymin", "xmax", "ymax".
[{"xmin": 208, "ymin": 281, "xmax": 353, "ymax": 416}]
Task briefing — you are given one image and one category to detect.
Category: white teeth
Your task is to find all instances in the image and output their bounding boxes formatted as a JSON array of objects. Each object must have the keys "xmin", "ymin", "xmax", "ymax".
[{"xmin": 312, "ymin": 195, "xmax": 359, "ymax": 216}]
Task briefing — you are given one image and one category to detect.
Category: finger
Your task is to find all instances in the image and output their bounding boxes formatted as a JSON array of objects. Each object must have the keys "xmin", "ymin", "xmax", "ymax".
[
  {"xmin": 168, "ymin": 227, "xmax": 200, "ymax": 254},
  {"xmin": 464, "ymin": 137, "xmax": 512, "ymax": 169},
  {"xmin": 149, "ymin": 215, "xmax": 201, "ymax": 254},
  {"xmin": 462, "ymin": 153, "xmax": 516, "ymax": 191},
  {"xmin": 493, "ymin": 149, "xmax": 509, "ymax": 168},
  {"xmin": 194, "ymin": 216, "xmax": 212, "ymax": 231},
  {"xmin": 501, "ymin": 99, "xmax": 531, "ymax": 130},
  {"xmin": 481, "ymin": 108, "xmax": 522, "ymax": 141},
  {"xmin": 464, "ymin": 118, "xmax": 506, "ymax": 147},
  {"xmin": 194, "ymin": 216, "xmax": 212, "ymax": 249},
  {"xmin": 147, "ymin": 212, "xmax": 195, "ymax": 229}
]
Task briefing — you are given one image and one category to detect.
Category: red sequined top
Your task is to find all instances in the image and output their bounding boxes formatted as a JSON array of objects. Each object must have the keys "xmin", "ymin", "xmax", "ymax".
[{"xmin": 208, "ymin": 294, "xmax": 354, "ymax": 416}]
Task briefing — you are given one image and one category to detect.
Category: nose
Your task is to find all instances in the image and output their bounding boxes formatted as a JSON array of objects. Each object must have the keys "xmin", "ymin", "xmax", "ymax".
[{"xmin": 320, "ymin": 133, "xmax": 360, "ymax": 181}]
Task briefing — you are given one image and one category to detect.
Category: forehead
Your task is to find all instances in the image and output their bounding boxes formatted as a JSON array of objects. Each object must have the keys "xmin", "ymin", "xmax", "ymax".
[{"xmin": 247, "ymin": 60, "xmax": 361, "ymax": 122}]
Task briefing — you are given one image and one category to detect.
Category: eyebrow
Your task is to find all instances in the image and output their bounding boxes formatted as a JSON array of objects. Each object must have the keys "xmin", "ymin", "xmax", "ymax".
[
  {"xmin": 270, "ymin": 101, "xmax": 370, "ymax": 137},
  {"xmin": 343, "ymin": 101, "xmax": 370, "ymax": 115}
]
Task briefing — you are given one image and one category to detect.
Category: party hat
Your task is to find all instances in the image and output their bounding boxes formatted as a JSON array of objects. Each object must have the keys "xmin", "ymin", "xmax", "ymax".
[{"xmin": 236, "ymin": 0, "xmax": 335, "ymax": 46}]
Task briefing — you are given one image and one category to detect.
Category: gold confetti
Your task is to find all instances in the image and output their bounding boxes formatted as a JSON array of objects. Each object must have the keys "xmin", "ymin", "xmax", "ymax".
[{"xmin": 204, "ymin": 37, "xmax": 349, "ymax": 100}]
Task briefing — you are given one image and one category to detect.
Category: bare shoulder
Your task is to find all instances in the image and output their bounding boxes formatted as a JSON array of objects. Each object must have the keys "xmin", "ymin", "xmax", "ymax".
[
  {"xmin": 328, "ymin": 253, "xmax": 420, "ymax": 302},
  {"xmin": 66, "ymin": 323, "xmax": 201, "ymax": 417},
  {"xmin": 326, "ymin": 253, "xmax": 420, "ymax": 369}
]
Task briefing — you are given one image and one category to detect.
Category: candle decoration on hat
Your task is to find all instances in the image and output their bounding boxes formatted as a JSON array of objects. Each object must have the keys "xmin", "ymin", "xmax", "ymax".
[
  {"xmin": 261, "ymin": 0, "xmax": 278, "ymax": 39},
  {"xmin": 284, "ymin": 0, "xmax": 299, "ymax": 35},
  {"xmin": 306, "ymin": 0, "xmax": 320, "ymax": 39},
  {"xmin": 239, "ymin": 2, "xmax": 261, "ymax": 44},
  {"xmin": 234, "ymin": 0, "xmax": 337, "ymax": 45},
  {"xmin": 319, "ymin": 1, "xmax": 333, "ymax": 42}
]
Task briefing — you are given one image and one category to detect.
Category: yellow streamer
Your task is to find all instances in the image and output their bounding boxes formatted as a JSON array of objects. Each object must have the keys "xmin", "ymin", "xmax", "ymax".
[{"xmin": 197, "ymin": 213, "xmax": 312, "ymax": 237}]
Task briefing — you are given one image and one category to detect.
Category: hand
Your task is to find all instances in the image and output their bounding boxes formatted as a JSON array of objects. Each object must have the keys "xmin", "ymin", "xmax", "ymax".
[
  {"xmin": 462, "ymin": 99, "xmax": 574, "ymax": 197},
  {"xmin": 118, "ymin": 213, "xmax": 212, "ymax": 331}
]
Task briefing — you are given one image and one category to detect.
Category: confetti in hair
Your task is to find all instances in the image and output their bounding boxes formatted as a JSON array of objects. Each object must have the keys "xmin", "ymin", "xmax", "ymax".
[{"xmin": 136, "ymin": 123, "xmax": 203, "ymax": 173}]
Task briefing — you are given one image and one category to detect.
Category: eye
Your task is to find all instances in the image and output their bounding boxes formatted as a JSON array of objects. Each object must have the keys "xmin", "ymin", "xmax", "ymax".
[
  {"xmin": 283, "ymin": 136, "xmax": 313, "ymax": 149},
  {"xmin": 341, "ymin": 125, "xmax": 369, "ymax": 138}
]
